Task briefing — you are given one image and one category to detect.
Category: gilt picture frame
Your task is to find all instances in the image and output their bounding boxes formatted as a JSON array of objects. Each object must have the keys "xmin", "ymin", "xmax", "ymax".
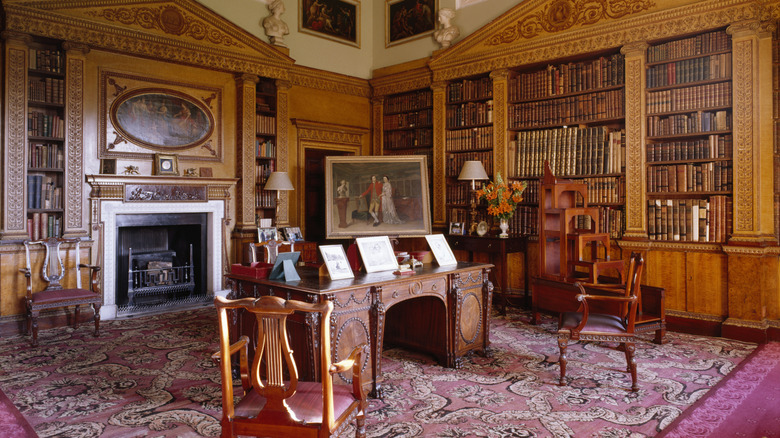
[
  {"xmin": 300, "ymin": 0, "xmax": 360, "ymax": 47},
  {"xmin": 153, "ymin": 154, "xmax": 178, "ymax": 176},
  {"xmin": 386, "ymin": 0, "xmax": 438, "ymax": 47},
  {"xmin": 325, "ymin": 155, "xmax": 431, "ymax": 239}
]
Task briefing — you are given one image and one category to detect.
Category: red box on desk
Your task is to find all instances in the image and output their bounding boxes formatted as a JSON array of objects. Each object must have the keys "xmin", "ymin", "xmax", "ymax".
[{"xmin": 231, "ymin": 262, "xmax": 273, "ymax": 279}]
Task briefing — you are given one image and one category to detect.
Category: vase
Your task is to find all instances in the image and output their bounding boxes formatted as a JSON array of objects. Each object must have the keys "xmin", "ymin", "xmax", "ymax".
[{"xmin": 499, "ymin": 218, "xmax": 509, "ymax": 238}]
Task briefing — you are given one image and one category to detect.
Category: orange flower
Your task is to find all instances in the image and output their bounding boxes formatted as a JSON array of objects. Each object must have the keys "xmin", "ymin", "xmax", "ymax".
[{"xmin": 476, "ymin": 172, "xmax": 528, "ymax": 221}]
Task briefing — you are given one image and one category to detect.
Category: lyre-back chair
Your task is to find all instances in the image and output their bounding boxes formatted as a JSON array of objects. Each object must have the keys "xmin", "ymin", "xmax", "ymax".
[
  {"xmin": 21, "ymin": 237, "xmax": 102, "ymax": 346},
  {"xmin": 249, "ymin": 240, "xmax": 294, "ymax": 264},
  {"xmin": 557, "ymin": 252, "xmax": 645, "ymax": 392},
  {"xmin": 213, "ymin": 295, "xmax": 367, "ymax": 437}
]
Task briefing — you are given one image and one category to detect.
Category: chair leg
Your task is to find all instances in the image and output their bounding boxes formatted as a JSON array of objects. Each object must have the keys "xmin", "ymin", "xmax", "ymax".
[
  {"xmin": 557, "ymin": 337, "xmax": 568, "ymax": 386},
  {"xmin": 624, "ymin": 342, "xmax": 638, "ymax": 392},
  {"xmin": 356, "ymin": 411, "xmax": 366, "ymax": 438},
  {"xmin": 93, "ymin": 303, "xmax": 101, "ymax": 337},
  {"xmin": 74, "ymin": 305, "xmax": 80, "ymax": 329},
  {"xmin": 30, "ymin": 309, "xmax": 40, "ymax": 347}
]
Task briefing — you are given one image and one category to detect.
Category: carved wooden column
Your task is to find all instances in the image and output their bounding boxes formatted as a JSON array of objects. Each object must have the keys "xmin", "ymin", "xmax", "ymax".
[
  {"xmin": 621, "ymin": 41, "xmax": 649, "ymax": 240},
  {"xmin": 276, "ymin": 79, "xmax": 291, "ymax": 226},
  {"xmin": 371, "ymin": 96, "xmax": 384, "ymax": 156},
  {"xmin": 62, "ymin": 41, "xmax": 89, "ymax": 238},
  {"xmin": 231, "ymin": 74, "xmax": 259, "ymax": 264},
  {"xmin": 490, "ymin": 69, "xmax": 509, "ymax": 179},
  {"xmin": 1, "ymin": 31, "xmax": 32, "ymax": 241},
  {"xmin": 431, "ymin": 80, "xmax": 448, "ymax": 229},
  {"xmin": 721, "ymin": 20, "xmax": 777, "ymax": 342}
]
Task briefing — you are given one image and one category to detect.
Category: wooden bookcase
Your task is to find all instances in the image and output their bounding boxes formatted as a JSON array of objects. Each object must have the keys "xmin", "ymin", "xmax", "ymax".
[
  {"xmin": 255, "ymin": 78, "xmax": 277, "ymax": 225},
  {"xmin": 26, "ymin": 40, "xmax": 66, "ymax": 240},
  {"xmin": 506, "ymin": 52, "xmax": 627, "ymax": 240},
  {"xmin": 774, "ymin": 21, "xmax": 780, "ymax": 242},
  {"xmin": 444, "ymin": 75, "xmax": 493, "ymax": 225},
  {"xmin": 645, "ymin": 28, "xmax": 733, "ymax": 243}
]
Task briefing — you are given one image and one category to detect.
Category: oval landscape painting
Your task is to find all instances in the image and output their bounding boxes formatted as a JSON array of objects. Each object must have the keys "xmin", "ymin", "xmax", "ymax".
[{"xmin": 111, "ymin": 89, "xmax": 213, "ymax": 149}]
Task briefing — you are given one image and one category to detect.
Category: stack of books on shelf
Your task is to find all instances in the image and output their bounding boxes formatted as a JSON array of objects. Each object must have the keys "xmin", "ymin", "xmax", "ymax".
[
  {"xmin": 509, "ymin": 53, "xmax": 625, "ymax": 99},
  {"xmin": 383, "ymin": 109, "xmax": 432, "ymax": 129},
  {"xmin": 647, "ymin": 134, "xmax": 732, "ymax": 161},
  {"xmin": 647, "ymin": 197, "xmax": 731, "ymax": 242},
  {"xmin": 26, "ymin": 174, "xmax": 61, "ymax": 210},
  {"xmin": 446, "ymin": 151, "xmax": 493, "ymax": 177},
  {"xmin": 28, "ymin": 143, "xmax": 64, "ymax": 169},
  {"xmin": 508, "ymin": 88, "xmax": 624, "ymax": 128},
  {"xmin": 256, "ymin": 114, "xmax": 275, "ymax": 135},
  {"xmin": 383, "ymin": 130, "xmax": 432, "ymax": 149},
  {"xmin": 27, "ymin": 111, "xmax": 64, "ymax": 138},
  {"xmin": 255, "ymin": 190, "xmax": 275, "ymax": 209},
  {"xmin": 448, "ymin": 77, "xmax": 492, "ymax": 102},
  {"xmin": 28, "ymin": 77, "xmax": 65, "ymax": 104},
  {"xmin": 255, "ymin": 161, "xmax": 274, "ymax": 184},
  {"xmin": 647, "ymin": 52, "xmax": 731, "ymax": 87},
  {"xmin": 29, "ymin": 48, "xmax": 63, "ymax": 73},
  {"xmin": 647, "ymin": 110, "xmax": 730, "ymax": 136},
  {"xmin": 384, "ymin": 90, "xmax": 432, "ymax": 113},
  {"xmin": 446, "ymin": 100, "xmax": 493, "ymax": 127},
  {"xmin": 27, "ymin": 213, "xmax": 61, "ymax": 240},
  {"xmin": 256, "ymin": 139, "xmax": 275, "ymax": 158},
  {"xmin": 509, "ymin": 126, "xmax": 625, "ymax": 178},
  {"xmin": 646, "ymin": 82, "xmax": 731, "ymax": 114},
  {"xmin": 445, "ymin": 126, "xmax": 493, "ymax": 151},
  {"xmin": 647, "ymin": 162, "xmax": 732, "ymax": 193}
]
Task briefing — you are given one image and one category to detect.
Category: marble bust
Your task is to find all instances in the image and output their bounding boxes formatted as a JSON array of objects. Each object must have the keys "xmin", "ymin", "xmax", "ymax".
[
  {"xmin": 433, "ymin": 8, "xmax": 460, "ymax": 49},
  {"xmin": 262, "ymin": 0, "xmax": 289, "ymax": 47}
]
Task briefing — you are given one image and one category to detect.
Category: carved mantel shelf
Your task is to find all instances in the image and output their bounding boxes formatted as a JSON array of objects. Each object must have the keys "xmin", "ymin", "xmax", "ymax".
[{"xmin": 86, "ymin": 175, "xmax": 238, "ymax": 201}]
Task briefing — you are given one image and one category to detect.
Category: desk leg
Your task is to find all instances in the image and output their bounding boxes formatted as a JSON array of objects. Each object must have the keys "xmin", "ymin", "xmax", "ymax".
[{"xmin": 369, "ymin": 287, "xmax": 385, "ymax": 399}]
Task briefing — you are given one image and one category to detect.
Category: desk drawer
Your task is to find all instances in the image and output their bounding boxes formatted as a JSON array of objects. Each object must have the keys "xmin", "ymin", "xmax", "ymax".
[{"xmin": 383, "ymin": 276, "xmax": 447, "ymax": 305}]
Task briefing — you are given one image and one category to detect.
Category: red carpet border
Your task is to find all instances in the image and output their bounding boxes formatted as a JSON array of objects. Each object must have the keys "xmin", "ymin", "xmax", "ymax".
[{"xmin": 0, "ymin": 306, "xmax": 761, "ymax": 437}]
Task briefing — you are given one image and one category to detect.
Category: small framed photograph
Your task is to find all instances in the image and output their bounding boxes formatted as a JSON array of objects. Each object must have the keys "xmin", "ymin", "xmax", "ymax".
[
  {"xmin": 100, "ymin": 158, "xmax": 116, "ymax": 174},
  {"xmin": 449, "ymin": 222, "xmax": 464, "ymax": 235},
  {"xmin": 257, "ymin": 227, "xmax": 279, "ymax": 242},
  {"xmin": 425, "ymin": 234, "xmax": 457, "ymax": 266},
  {"xmin": 319, "ymin": 244, "xmax": 354, "ymax": 280},
  {"xmin": 153, "ymin": 154, "xmax": 178, "ymax": 176},
  {"xmin": 284, "ymin": 227, "xmax": 303, "ymax": 242},
  {"xmin": 355, "ymin": 235, "xmax": 398, "ymax": 273}
]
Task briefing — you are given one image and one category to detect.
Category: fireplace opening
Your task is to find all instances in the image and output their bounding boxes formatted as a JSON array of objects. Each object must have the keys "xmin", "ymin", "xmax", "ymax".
[{"xmin": 115, "ymin": 213, "xmax": 208, "ymax": 315}]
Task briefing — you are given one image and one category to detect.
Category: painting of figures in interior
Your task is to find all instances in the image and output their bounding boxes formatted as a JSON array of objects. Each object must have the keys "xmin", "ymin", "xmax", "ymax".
[
  {"xmin": 300, "ymin": 0, "xmax": 360, "ymax": 47},
  {"xmin": 325, "ymin": 156, "xmax": 431, "ymax": 239},
  {"xmin": 386, "ymin": 0, "xmax": 438, "ymax": 46}
]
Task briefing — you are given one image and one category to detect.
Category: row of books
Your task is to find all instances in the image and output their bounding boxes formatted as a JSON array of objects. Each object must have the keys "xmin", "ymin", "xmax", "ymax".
[
  {"xmin": 26, "ymin": 173, "xmax": 61, "ymax": 209},
  {"xmin": 255, "ymin": 161, "xmax": 274, "ymax": 184},
  {"xmin": 445, "ymin": 100, "xmax": 493, "ymax": 128},
  {"xmin": 508, "ymin": 88, "xmax": 624, "ymax": 128},
  {"xmin": 647, "ymin": 162, "xmax": 732, "ymax": 193},
  {"xmin": 508, "ymin": 126, "xmax": 625, "ymax": 178},
  {"xmin": 647, "ymin": 30, "xmax": 730, "ymax": 63},
  {"xmin": 647, "ymin": 134, "xmax": 732, "ymax": 162},
  {"xmin": 446, "ymin": 151, "xmax": 493, "ymax": 177},
  {"xmin": 445, "ymin": 126, "xmax": 493, "ymax": 151},
  {"xmin": 27, "ymin": 213, "xmax": 61, "ymax": 241},
  {"xmin": 571, "ymin": 176, "xmax": 626, "ymax": 205},
  {"xmin": 256, "ymin": 114, "xmax": 275, "ymax": 135},
  {"xmin": 383, "ymin": 108, "xmax": 432, "ymax": 130},
  {"xmin": 510, "ymin": 206, "xmax": 539, "ymax": 235},
  {"xmin": 28, "ymin": 142, "xmax": 64, "ymax": 169},
  {"xmin": 646, "ymin": 81, "xmax": 731, "ymax": 115},
  {"xmin": 447, "ymin": 77, "xmax": 493, "ymax": 103},
  {"xmin": 28, "ymin": 111, "xmax": 64, "ymax": 138},
  {"xmin": 384, "ymin": 90, "xmax": 432, "ymax": 114},
  {"xmin": 29, "ymin": 48, "xmax": 64, "ymax": 73},
  {"xmin": 255, "ymin": 95, "xmax": 273, "ymax": 113},
  {"xmin": 255, "ymin": 190, "xmax": 276, "ymax": 209},
  {"xmin": 647, "ymin": 196, "xmax": 731, "ymax": 242},
  {"xmin": 446, "ymin": 181, "xmax": 476, "ymax": 206},
  {"xmin": 646, "ymin": 53, "xmax": 732, "ymax": 88},
  {"xmin": 256, "ymin": 139, "xmax": 275, "ymax": 158},
  {"xmin": 647, "ymin": 110, "xmax": 730, "ymax": 137},
  {"xmin": 383, "ymin": 129, "xmax": 432, "ymax": 149},
  {"xmin": 29, "ymin": 77, "xmax": 65, "ymax": 105},
  {"xmin": 508, "ymin": 53, "xmax": 625, "ymax": 101}
]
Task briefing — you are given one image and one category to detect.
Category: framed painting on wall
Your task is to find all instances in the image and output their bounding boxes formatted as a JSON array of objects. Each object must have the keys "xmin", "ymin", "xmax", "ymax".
[
  {"xmin": 386, "ymin": 0, "xmax": 438, "ymax": 47},
  {"xmin": 324, "ymin": 155, "xmax": 431, "ymax": 239},
  {"xmin": 300, "ymin": 0, "xmax": 360, "ymax": 47}
]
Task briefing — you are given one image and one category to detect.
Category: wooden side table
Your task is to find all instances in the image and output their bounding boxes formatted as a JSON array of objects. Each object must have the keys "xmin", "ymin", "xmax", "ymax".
[{"xmin": 447, "ymin": 234, "xmax": 529, "ymax": 314}]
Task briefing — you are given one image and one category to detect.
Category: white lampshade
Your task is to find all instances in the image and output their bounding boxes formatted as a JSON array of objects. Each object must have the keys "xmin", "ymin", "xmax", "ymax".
[
  {"xmin": 264, "ymin": 171, "xmax": 294, "ymax": 191},
  {"xmin": 457, "ymin": 161, "xmax": 489, "ymax": 182}
]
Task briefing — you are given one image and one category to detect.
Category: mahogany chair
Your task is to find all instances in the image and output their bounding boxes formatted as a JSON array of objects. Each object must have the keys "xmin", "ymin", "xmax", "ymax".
[
  {"xmin": 213, "ymin": 295, "xmax": 367, "ymax": 438},
  {"xmin": 21, "ymin": 237, "xmax": 102, "ymax": 347},
  {"xmin": 557, "ymin": 251, "xmax": 645, "ymax": 392}
]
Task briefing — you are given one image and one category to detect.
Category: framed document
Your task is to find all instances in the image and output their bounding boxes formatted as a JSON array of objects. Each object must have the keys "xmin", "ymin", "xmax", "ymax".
[
  {"xmin": 425, "ymin": 234, "xmax": 457, "ymax": 266},
  {"xmin": 319, "ymin": 245, "xmax": 354, "ymax": 280},
  {"xmin": 355, "ymin": 236, "xmax": 398, "ymax": 273}
]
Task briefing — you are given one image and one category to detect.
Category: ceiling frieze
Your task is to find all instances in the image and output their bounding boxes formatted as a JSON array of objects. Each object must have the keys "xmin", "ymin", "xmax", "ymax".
[{"xmin": 290, "ymin": 67, "xmax": 371, "ymax": 98}]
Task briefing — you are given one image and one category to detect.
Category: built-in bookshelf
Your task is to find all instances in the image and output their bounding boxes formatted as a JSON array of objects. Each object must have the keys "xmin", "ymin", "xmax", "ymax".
[
  {"xmin": 645, "ymin": 28, "xmax": 733, "ymax": 243},
  {"xmin": 445, "ymin": 75, "xmax": 494, "ymax": 225},
  {"xmin": 774, "ymin": 21, "xmax": 780, "ymax": 242},
  {"xmin": 255, "ymin": 79, "xmax": 277, "ymax": 224},
  {"xmin": 26, "ymin": 42, "xmax": 65, "ymax": 240},
  {"xmin": 506, "ymin": 52, "xmax": 627, "ymax": 238}
]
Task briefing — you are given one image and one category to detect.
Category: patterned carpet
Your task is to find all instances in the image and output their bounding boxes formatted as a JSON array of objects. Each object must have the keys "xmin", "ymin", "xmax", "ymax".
[{"xmin": 0, "ymin": 305, "xmax": 757, "ymax": 437}]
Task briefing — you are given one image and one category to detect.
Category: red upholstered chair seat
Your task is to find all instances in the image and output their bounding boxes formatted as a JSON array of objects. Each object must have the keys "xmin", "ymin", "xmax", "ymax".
[
  {"xmin": 31, "ymin": 288, "xmax": 98, "ymax": 304},
  {"xmin": 559, "ymin": 312, "xmax": 627, "ymax": 334}
]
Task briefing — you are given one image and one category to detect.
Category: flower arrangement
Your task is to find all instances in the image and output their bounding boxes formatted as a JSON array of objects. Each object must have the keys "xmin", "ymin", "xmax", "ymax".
[{"xmin": 476, "ymin": 173, "xmax": 527, "ymax": 221}]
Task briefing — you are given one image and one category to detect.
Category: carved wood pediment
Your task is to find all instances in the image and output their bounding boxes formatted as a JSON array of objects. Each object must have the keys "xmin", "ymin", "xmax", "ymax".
[
  {"xmin": 1, "ymin": 0, "xmax": 295, "ymax": 79},
  {"xmin": 428, "ymin": 0, "xmax": 778, "ymax": 81}
]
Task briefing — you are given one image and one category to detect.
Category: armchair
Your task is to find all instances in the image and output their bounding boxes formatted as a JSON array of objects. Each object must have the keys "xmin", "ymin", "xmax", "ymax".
[
  {"xmin": 557, "ymin": 252, "xmax": 645, "ymax": 392},
  {"xmin": 21, "ymin": 237, "xmax": 102, "ymax": 347},
  {"xmin": 213, "ymin": 295, "xmax": 367, "ymax": 437}
]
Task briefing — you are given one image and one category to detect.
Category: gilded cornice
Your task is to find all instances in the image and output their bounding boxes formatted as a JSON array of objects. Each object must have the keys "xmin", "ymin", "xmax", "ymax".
[
  {"xmin": 290, "ymin": 65, "xmax": 370, "ymax": 98},
  {"xmin": 292, "ymin": 120, "xmax": 367, "ymax": 146},
  {"xmin": 619, "ymin": 239, "xmax": 724, "ymax": 252},
  {"xmin": 428, "ymin": 0, "xmax": 780, "ymax": 81},
  {"xmin": 370, "ymin": 66, "xmax": 433, "ymax": 97},
  {"xmin": 2, "ymin": 0, "xmax": 294, "ymax": 78}
]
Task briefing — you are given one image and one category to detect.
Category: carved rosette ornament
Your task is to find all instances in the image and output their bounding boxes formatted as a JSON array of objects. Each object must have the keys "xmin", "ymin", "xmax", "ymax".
[{"xmin": 486, "ymin": 0, "xmax": 656, "ymax": 46}]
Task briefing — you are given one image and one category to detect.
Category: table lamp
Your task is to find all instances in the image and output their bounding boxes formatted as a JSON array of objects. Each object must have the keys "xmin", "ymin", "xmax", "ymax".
[
  {"xmin": 263, "ymin": 171, "xmax": 294, "ymax": 225},
  {"xmin": 457, "ymin": 161, "xmax": 489, "ymax": 235}
]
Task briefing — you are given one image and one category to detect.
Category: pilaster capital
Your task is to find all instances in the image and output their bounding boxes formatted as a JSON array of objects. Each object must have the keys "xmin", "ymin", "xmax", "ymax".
[
  {"xmin": 1, "ymin": 30, "xmax": 32, "ymax": 45},
  {"xmin": 431, "ymin": 81, "xmax": 448, "ymax": 92},
  {"xmin": 62, "ymin": 41, "xmax": 90, "ymax": 56},
  {"xmin": 490, "ymin": 69, "xmax": 511, "ymax": 81},
  {"xmin": 235, "ymin": 73, "xmax": 259, "ymax": 86},
  {"xmin": 275, "ymin": 79, "xmax": 292, "ymax": 91},
  {"xmin": 371, "ymin": 96, "xmax": 384, "ymax": 106},
  {"xmin": 727, "ymin": 19, "xmax": 775, "ymax": 39},
  {"xmin": 621, "ymin": 41, "xmax": 649, "ymax": 57}
]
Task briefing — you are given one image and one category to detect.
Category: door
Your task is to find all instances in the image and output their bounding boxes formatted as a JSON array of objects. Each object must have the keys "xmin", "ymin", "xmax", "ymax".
[{"xmin": 304, "ymin": 148, "xmax": 351, "ymax": 241}]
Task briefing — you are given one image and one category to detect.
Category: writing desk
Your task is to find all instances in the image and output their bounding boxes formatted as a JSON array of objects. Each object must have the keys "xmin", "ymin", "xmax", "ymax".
[
  {"xmin": 447, "ymin": 234, "xmax": 529, "ymax": 314},
  {"xmin": 226, "ymin": 261, "xmax": 493, "ymax": 397}
]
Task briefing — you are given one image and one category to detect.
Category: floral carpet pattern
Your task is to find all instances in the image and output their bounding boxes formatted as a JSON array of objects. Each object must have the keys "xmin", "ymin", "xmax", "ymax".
[{"xmin": 0, "ymin": 306, "xmax": 757, "ymax": 437}]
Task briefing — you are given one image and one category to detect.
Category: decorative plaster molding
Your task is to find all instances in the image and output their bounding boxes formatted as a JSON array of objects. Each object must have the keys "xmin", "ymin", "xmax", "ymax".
[
  {"xmin": 4, "ymin": 46, "xmax": 27, "ymax": 235},
  {"xmin": 66, "ymin": 55, "xmax": 86, "ymax": 234},
  {"xmin": 370, "ymin": 67, "xmax": 433, "ymax": 97},
  {"xmin": 290, "ymin": 66, "xmax": 371, "ymax": 98}
]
